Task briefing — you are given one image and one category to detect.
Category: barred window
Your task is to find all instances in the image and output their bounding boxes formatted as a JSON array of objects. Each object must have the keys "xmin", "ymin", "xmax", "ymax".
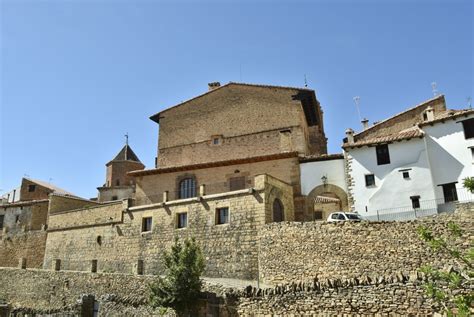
[{"xmin": 179, "ymin": 178, "xmax": 196, "ymax": 199}]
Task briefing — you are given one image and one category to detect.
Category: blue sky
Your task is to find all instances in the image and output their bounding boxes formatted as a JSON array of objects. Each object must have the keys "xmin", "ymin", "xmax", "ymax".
[{"xmin": 1, "ymin": 0, "xmax": 473, "ymax": 198}]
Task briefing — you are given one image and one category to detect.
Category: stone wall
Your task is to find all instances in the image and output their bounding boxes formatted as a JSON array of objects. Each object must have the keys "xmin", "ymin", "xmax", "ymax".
[
  {"xmin": 47, "ymin": 201, "xmax": 124, "ymax": 231},
  {"xmin": 43, "ymin": 175, "xmax": 293, "ymax": 280},
  {"xmin": 0, "ymin": 230, "xmax": 47, "ymax": 268},
  {"xmin": 258, "ymin": 210, "xmax": 472, "ymax": 284},
  {"xmin": 237, "ymin": 271, "xmax": 449, "ymax": 315},
  {"xmin": 156, "ymin": 84, "xmax": 326, "ymax": 167},
  {"xmin": 48, "ymin": 194, "xmax": 100, "ymax": 214}
]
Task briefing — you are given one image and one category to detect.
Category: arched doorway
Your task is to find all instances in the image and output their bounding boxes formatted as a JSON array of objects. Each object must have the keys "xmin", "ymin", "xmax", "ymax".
[
  {"xmin": 307, "ymin": 184, "xmax": 348, "ymax": 221},
  {"xmin": 273, "ymin": 198, "xmax": 284, "ymax": 222}
]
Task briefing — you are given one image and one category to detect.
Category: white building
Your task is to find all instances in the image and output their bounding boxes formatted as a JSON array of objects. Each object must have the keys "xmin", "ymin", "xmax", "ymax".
[{"xmin": 342, "ymin": 95, "xmax": 474, "ymax": 220}]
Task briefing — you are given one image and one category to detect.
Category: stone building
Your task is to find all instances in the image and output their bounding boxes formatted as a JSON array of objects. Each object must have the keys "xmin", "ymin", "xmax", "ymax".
[
  {"xmin": 41, "ymin": 82, "xmax": 340, "ymax": 277},
  {"xmin": 97, "ymin": 143, "xmax": 145, "ymax": 202},
  {"xmin": 0, "ymin": 178, "xmax": 76, "ymax": 268}
]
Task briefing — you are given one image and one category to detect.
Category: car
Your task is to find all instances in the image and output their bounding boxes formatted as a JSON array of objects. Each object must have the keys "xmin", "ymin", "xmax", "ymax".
[{"xmin": 327, "ymin": 212, "xmax": 363, "ymax": 222}]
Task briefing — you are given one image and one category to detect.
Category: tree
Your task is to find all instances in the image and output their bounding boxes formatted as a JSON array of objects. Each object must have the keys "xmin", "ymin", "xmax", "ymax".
[
  {"xmin": 462, "ymin": 177, "xmax": 474, "ymax": 193},
  {"xmin": 149, "ymin": 237, "xmax": 205, "ymax": 315},
  {"xmin": 417, "ymin": 222, "xmax": 473, "ymax": 316}
]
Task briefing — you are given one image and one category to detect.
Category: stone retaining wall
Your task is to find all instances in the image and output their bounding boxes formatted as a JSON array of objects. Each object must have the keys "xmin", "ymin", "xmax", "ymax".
[{"xmin": 258, "ymin": 209, "xmax": 473, "ymax": 284}]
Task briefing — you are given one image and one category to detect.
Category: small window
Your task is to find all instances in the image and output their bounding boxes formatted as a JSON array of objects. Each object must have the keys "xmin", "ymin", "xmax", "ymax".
[
  {"xmin": 410, "ymin": 196, "xmax": 420, "ymax": 209},
  {"xmin": 0, "ymin": 215, "xmax": 4, "ymax": 229},
  {"xmin": 28, "ymin": 184, "xmax": 36, "ymax": 192},
  {"xmin": 462, "ymin": 118, "xmax": 474, "ymax": 139},
  {"xmin": 365, "ymin": 174, "xmax": 375, "ymax": 187},
  {"xmin": 177, "ymin": 213, "xmax": 187, "ymax": 229},
  {"xmin": 403, "ymin": 171, "xmax": 410, "ymax": 179},
  {"xmin": 229, "ymin": 176, "xmax": 246, "ymax": 191},
  {"xmin": 142, "ymin": 217, "xmax": 152, "ymax": 232},
  {"xmin": 216, "ymin": 207, "xmax": 229, "ymax": 225},
  {"xmin": 314, "ymin": 211, "xmax": 323, "ymax": 220},
  {"xmin": 376, "ymin": 144, "xmax": 390, "ymax": 165},
  {"xmin": 111, "ymin": 196, "xmax": 118, "ymax": 201},
  {"xmin": 115, "ymin": 180, "xmax": 120, "ymax": 186},
  {"xmin": 423, "ymin": 112, "xmax": 428, "ymax": 121},
  {"xmin": 331, "ymin": 213, "xmax": 339, "ymax": 220},
  {"xmin": 179, "ymin": 178, "xmax": 196, "ymax": 199},
  {"xmin": 15, "ymin": 215, "xmax": 20, "ymax": 223},
  {"xmin": 471, "ymin": 148, "xmax": 474, "ymax": 160},
  {"xmin": 213, "ymin": 138, "xmax": 220, "ymax": 145}
]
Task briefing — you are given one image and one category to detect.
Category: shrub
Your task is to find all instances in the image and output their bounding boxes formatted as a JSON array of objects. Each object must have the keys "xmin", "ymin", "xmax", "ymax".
[{"xmin": 149, "ymin": 237, "xmax": 205, "ymax": 315}]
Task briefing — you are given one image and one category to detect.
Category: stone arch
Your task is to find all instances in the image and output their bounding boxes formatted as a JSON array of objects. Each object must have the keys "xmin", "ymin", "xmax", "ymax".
[{"xmin": 306, "ymin": 184, "xmax": 349, "ymax": 221}]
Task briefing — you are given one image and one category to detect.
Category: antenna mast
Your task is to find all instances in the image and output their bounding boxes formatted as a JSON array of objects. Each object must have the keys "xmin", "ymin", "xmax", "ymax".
[
  {"xmin": 353, "ymin": 96, "xmax": 362, "ymax": 122},
  {"xmin": 431, "ymin": 82, "xmax": 439, "ymax": 96},
  {"xmin": 468, "ymin": 97, "xmax": 472, "ymax": 109},
  {"xmin": 304, "ymin": 74, "xmax": 308, "ymax": 88}
]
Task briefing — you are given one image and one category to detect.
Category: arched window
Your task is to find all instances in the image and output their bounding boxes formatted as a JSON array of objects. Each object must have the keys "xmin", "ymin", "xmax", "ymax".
[
  {"xmin": 273, "ymin": 198, "xmax": 284, "ymax": 222},
  {"xmin": 179, "ymin": 178, "xmax": 196, "ymax": 199}
]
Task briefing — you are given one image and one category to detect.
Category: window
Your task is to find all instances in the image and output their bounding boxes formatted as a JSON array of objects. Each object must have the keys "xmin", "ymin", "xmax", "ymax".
[
  {"xmin": 15, "ymin": 215, "xmax": 20, "ymax": 223},
  {"xmin": 462, "ymin": 118, "xmax": 474, "ymax": 139},
  {"xmin": 229, "ymin": 177, "xmax": 246, "ymax": 191},
  {"xmin": 142, "ymin": 217, "xmax": 152, "ymax": 232},
  {"xmin": 179, "ymin": 178, "xmax": 196, "ymax": 199},
  {"xmin": 0, "ymin": 215, "xmax": 4, "ymax": 229},
  {"xmin": 111, "ymin": 196, "xmax": 118, "ymax": 201},
  {"xmin": 376, "ymin": 144, "xmax": 390, "ymax": 165},
  {"xmin": 213, "ymin": 138, "xmax": 220, "ymax": 145},
  {"xmin": 471, "ymin": 148, "xmax": 474, "ymax": 161},
  {"xmin": 441, "ymin": 183, "xmax": 458, "ymax": 203},
  {"xmin": 331, "ymin": 213, "xmax": 339, "ymax": 220},
  {"xmin": 177, "ymin": 213, "xmax": 187, "ymax": 228},
  {"xmin": 272, "ymin": 199, "xmax": 284, "ymax": 222},
  {"xmin": 28, "ymin": 185, "xmax": 36, "ymax": 192},
  {"xmin": 115, "ymin": 180, "xmax": 120, "ymax": 186},
  {"xmin": 365, "ymin": 174, "xmax": 375, "ymax": 187},
  {"xmin": 403, "ymin": 171, "xmax": 410, "ymax": 179},
  {"xmin": 410, "ymin": 196, "xmax": 420, "ymax": 209},
  {"xmin": 216, "ymin": 207, "xmax": 229, "ymax": 225}
]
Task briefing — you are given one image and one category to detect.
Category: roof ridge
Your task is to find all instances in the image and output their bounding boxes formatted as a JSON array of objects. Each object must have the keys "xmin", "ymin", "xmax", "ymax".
[
  {"xmin": 150, "ymin": 82, "xmax": 315, "ymax": 123},
  {"xmin": 353, "ymin": 94, "xmax": 445, "ymax": 137}
]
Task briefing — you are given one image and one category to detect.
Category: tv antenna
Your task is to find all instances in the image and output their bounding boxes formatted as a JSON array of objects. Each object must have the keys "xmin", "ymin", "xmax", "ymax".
[
  {"xmin": 353, "ymin": 96, "xmax": 362, "ymax": 122},
  {"xmin": 431, "ymin": 82, "xmax": 439, "ymax": 96},
  {"xmin": 304, "ymin": 74, "xmax": 308, "ymax": 88}
]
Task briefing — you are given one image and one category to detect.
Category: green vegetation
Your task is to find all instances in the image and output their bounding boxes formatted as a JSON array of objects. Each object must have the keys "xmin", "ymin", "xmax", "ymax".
[
  {"xmin": 149, "ymin": 237, "xmax": 205, "ymax": 316},
  {"xmin": 417, "ymin": 222, "xmax": 473, "ymax": 316},
  {"xmin": 462, "ymin": 177, "xmax": 474, "ymax": 193}
]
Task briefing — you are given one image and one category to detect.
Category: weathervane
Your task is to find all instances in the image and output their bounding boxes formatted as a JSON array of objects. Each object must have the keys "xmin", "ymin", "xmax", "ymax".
[{"xmin": 125, "ymin": 133, "xmax": 129, "ymax": 146}]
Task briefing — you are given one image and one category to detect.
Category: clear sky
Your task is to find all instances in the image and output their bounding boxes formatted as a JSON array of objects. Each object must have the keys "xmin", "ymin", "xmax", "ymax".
[{"xmin": 1, "ymin": 0, "xmax": 473, "ymax": 199}]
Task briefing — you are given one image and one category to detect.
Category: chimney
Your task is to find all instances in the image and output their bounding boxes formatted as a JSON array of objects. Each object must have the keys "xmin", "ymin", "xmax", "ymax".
[
  {"xmin": 345, "ymin": 128, "xmax": 355, "ymax": 144},
  {"xmin": 208, "ymin": 82, "xmax": 221, "ymax": 91},
  {"xmin": 361, "ymin": 118, "xmax": 369, "ymax": 130},
  {"xmin": 424, "ymin": 106, "xmax": 435, "ymax": 121}
]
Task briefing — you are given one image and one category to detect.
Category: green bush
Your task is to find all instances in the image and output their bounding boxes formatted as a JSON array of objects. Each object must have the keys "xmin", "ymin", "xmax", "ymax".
[{"xmin": 149, "ymin": 237, "xmax": 205, "ymax": 315}]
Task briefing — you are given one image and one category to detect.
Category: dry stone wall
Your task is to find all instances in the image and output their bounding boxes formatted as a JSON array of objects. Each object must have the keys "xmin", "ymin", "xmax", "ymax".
[{"xmin": 258, "ymin": 209, "xmax": 473, "ymax": 284}]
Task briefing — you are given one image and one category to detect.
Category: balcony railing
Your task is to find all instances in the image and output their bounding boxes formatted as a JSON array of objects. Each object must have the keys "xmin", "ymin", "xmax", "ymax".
[{"xmin": 367, "ymin": 187, "xmax": 474, "ymax": 221}]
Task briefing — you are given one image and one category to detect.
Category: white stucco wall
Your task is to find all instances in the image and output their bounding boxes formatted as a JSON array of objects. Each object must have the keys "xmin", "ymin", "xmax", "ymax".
[
  {"xmin": 422, "ymin": 113, "xmax": 474, "ymax": 201},
  {"xmin": 347, "ymin": 138, "xmax": 436, "ymax": 217},
  {"xmin": 300, "ymin": 158, "xmax": 347, "ymax": 196}
]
